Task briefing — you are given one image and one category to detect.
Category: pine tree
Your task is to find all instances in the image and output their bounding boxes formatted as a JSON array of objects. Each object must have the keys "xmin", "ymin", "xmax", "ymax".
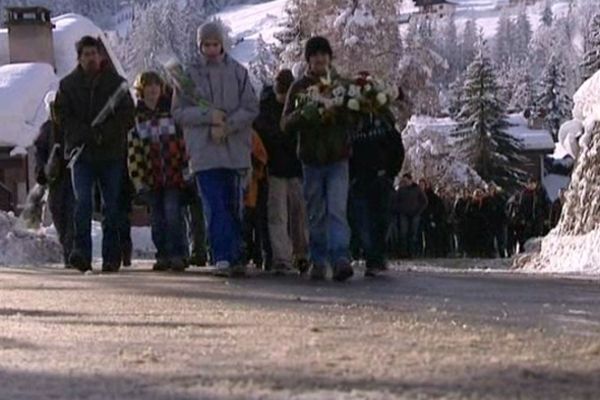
[
  {"xmin": 452, "ymin": 45, "xmax": 525, "ymax": 190},
  {"xmin": 541, "ymin": 0, "xmax": 553, "ymax": 27},
  {"xmin": 460, "ymin": 19, "xmax": 478, "ymax": 72},
  {"xmin": 581, "ymin": 14, "xmax": 600, "ymax": 82},
  {"xmin": 513, "ymin": 8, "xmax": 532, "ymax": 64},
  {"xmin": 494, "ymin": 11, "xmax": 514, "ymax": 68},
  {"xmin": 439, "ymin": 15, "xmax": 460, "ymax": 84},
  {"xmin": 509, "ymin": 66, "xmax": 535, "ymax": 113},
  {"xmin": 249, "ymin": 36, "xmax": 279, "ymax": 88},
  {"xmin": 537, "ymin": 53, "xmax": 573, "ymax": 141}
]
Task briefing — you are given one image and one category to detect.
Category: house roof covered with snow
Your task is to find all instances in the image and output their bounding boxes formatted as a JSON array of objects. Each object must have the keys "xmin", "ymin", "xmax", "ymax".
[
  {"xmin": 0, "ymin": 63, "xmax": 57, "ymax": 150},
  {"xmin": 506, "ymin": 114, "xmax": 555, "ymax": 152}
]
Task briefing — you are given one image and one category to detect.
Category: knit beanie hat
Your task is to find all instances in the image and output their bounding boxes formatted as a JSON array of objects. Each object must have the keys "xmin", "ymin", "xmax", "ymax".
[
  {"xmin": 274, "ymin": 69, "xmax": 295, "ymax": 95},
  {"xmin": 304, "ymin": 36, "xmax": 333, "ymax": 62},
  {"xmin": 197, "ymin": 20, "xmax": 225, "ymax": 46}
]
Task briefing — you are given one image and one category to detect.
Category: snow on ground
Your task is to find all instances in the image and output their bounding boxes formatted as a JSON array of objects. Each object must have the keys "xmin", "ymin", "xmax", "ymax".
[
  {"xmin": 216, "ymin": 0, "xmax": 286, "ymax": 66},
  {"xmin": 90, "ymin": 221, "xmax": 156, "ymax": 260},
  {"xmin": 0, "ymin": 211, "xmax": 62, "ymax": 266}
]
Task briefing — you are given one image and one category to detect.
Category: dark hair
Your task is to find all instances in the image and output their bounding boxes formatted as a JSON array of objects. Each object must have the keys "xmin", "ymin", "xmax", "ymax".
[
  {"xmin": 274, "ymin": 69, "xmax": 294, "ymax": 95},
  {"xmin": 403, "ymin": 173, "xmax": 413, "ymax": 180},
  {"xmin": 305, "ymin": 36, "xmax": 333, "ymax": 62},
  {"xmin": 76, "ymin": 36, "xmax": 102, "ymax": 58},
  {"xmin": 133, "ymin": 71, "xmax": 164, "ymax": 99}
]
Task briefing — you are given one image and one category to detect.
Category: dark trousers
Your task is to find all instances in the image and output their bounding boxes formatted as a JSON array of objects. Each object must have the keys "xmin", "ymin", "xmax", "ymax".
[
  {"xmin": 147, "ymin": 188, "xmax": 186, "ymax": 261},
  {"xmin": 48, "ymin": 175, "xmax": 75, "ymax": 266},
  {"xmin": 348, "ymin": 176, "xmax": 392, "ymax": 267},
  {"xmin": 399, "ymin": 214, "xmax": 421, "ymax": 258},
  {"xmin": 243, "ymin": 180, "xmax": 272, "ymax": 268},
  {"xmin": 71, "ymin": 159, "xmax": 124, "ymax": 265}
]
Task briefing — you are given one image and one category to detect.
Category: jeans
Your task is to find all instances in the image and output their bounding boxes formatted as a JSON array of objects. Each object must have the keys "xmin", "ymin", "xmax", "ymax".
[
  {"xmin": 268, "ymin": 177, "xmax": 308, "ymax": 266},
  {"xmin": 196, "ymin": 169, "xmax": 244, "ymax": 265},
  {"xmin": 349, "ymin": 176, "xmax": 392, "ymax": 267},
  {"xmin": 303, "ymin": 161, "xmax": 350, "ymax": 266},
  {"xmin": 48, "ymin": 174, "xmax": 75, "ymax": 265},
  {"xmin": 71, "ymin": 159, "xmax": 124, "ymax": 265},
  {"xmin": 147, "ymin": 188, "xmax": 186, "ymax": 260},
  {"xmin": 399, "ymin": 214, "xmax": 421, "ymax": 258}
]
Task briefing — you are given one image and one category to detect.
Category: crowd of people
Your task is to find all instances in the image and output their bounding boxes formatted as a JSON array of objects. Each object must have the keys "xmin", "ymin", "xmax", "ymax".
[{"xmin": 33, "ymin": 21, "xmax": 564, "ymax": 281}]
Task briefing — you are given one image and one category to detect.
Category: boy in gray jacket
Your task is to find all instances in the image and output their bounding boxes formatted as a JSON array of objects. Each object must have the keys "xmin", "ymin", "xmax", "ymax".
[{"xmin": 172, "ymin": 21, "xmax": 259, "ymax": 276}]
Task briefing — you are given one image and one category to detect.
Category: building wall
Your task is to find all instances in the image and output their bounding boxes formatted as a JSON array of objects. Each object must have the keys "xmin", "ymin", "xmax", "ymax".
[{"xmin": 8, "ymin": 24, "xmax": 55, "ymax": 68}]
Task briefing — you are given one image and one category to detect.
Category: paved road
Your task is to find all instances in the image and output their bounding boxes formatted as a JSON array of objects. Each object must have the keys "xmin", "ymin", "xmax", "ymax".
[{"xmin": 1, "ymin": 262, "xmax": 600, "ymax": 399}]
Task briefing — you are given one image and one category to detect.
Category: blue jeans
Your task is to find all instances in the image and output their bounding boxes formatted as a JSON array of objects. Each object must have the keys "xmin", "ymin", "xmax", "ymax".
[
  {"xmin": 71, "ymin": 159, "xmax": 124, "ymax": 264},
  {"xmin": 303, "ymin": 161, "xmax": 350, "ymax": 266},
  {"xmin": 196, "ymin": 169, "xmax": 244, "ymax": 265},
  {"xmin": 349, "ymin": 176, "xmax": 392, "ymax": 267},
  {"xmin": 147, "ymin": 188, "xmax": 186, "ymax": 260}
]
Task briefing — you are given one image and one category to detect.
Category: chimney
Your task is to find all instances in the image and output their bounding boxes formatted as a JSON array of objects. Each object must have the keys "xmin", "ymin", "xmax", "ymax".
[{"xmin": 6, "ymin": 7, "xmax": 55, "ymax": 68}]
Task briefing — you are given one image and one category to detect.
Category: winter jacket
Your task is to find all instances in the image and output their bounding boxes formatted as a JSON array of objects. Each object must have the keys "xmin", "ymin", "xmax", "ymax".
[
  {"xmin": 349, "ymin": 111, "xmax": 405, "ymax": 181},
  {"xmin": 127, "ymin": 98, "xmax": 187, "ymax": 194},
  {"xmin": 516, "ymin": 188, "xmax": 550, "ymax": 225},
  {"xmin": 244, "ymin": 131, "xmax": 269, "ymax": 208},
  {"xmin": 484, "ymin": 193, "xmax": 508, "ymax": 228},
  {"xmin": 171, "ymin": 53, "xmax": 259, "ymax": 173},
  {"xmin": 394, "ymin": 183, "xmax": 428, "ymax": 217},
  {"xmin": 253, "ymin": 86, "xmax": 302, "ymax": 178},
  {"xmin": 282, "ymin": 69, "xmax": 353, "ymax": 166},
  {"xmin": 54, "ymin": 65, "xmax": 135, "ymax": 162},
  {"xmin": 423, "ymin": 189, "xmax": 446, "ymax": 228}
]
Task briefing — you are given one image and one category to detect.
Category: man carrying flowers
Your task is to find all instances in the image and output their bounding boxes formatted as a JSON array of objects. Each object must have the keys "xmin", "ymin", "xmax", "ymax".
[{"xmin": 282, "ymin": 36, "xmax": 354, "ymax": 282}]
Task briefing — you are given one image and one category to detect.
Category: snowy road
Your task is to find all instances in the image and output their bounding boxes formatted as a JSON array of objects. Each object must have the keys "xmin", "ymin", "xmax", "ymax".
[{"xmin": 1, "ymin": 262, "xmax": 600, "ymax": 399}]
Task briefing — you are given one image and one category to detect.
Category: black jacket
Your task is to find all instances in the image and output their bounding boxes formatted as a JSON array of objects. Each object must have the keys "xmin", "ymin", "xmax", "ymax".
[
  {"xmin": 253, "ymin": 86, "xmax": 302, "ymax": 178},
  {"xmin": 394, "ymin": 183, "xmax": 428, "ymax": 217},
  {"xmin": 54, "ymin": 65, "xmax": 134, "ymax": 162},
  {"xmin": 350, "ymin": 111, "xmax": 404, "ymax": 180}
]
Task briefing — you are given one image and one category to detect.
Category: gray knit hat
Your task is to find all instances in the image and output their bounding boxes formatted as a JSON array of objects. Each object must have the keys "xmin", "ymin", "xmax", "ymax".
[{"xmin": 197, "ymin": 20, "xmax": 225, "ymax": 46}]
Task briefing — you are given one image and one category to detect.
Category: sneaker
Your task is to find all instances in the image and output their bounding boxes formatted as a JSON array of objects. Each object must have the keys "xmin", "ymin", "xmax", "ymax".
[
  {"xmin": 101, "ymin": 262, "xmax": 120, "ymax": 273},
  {"xmin": 309, "ymin": 264, "xmax": 327, "ymax": 281},
  {"xmin": 332, "ymin": 260, "xmax": 354, "ymax": 282},
  {"xmin": 69, "ymin": 252, "xmax": 92, "ymax": 273},
  {"xmin": 170, "ymin": 257, "xmax": 188, "ymax": 272},
  {"xmin": 214, "ymin": 261, "xmax": 231, "ymax": 277},
  {"xmin": 294, "ymin": 258, "xmax": 310, "ymax": 275},
  {"xmin": 153, "ymin": 259, "xmax": 170, "ymax": 271},
  {"xmin": 272, "ymin": 263, "xmax": 294, "ymax": 276}
]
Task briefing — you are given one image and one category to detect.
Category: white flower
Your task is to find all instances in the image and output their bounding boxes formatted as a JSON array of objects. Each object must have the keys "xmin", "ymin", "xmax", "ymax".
[
  {"xmin": 347, "ymin": 98, "xmax": 361, "ymax": 111},
  {"xmin": 333, "ymin": 96, "xmax": 345, "ymax": 106},
  {"xmin": 323, "ymin": 98, "xmax": 335, "ymax": 109},
  {"xmin": 376, "ymin": 92, "xmax": 388, "ymax": 106},
  {"xmin": 365, "ymin": 84, "xmax": 373, "ymax": 92},
  {"xmin": 348, "ymin": 85, "xmax": 361, "ymax": 98},
  {"xmin": 332, "ymin": 86, "xmax": 346, "ymax": 98}
]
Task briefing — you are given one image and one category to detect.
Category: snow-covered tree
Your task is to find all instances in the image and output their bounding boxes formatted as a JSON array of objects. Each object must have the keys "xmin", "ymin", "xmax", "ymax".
[
  {"xmin": 460, "ymin": 19, "xmax": 478, "ymax": 72},
  {"xmin": 509, "ymin": 65, "xmax": 535, "ymax": 113},
  {"xmin": 541, "ymin": 0, "xmax": 554, "ymax": 27},
  {"xmin": 438, "ymin": 15, "xmax": 460, "ymax": 84},
  {"xmin": 513, "ymin": 8, "xmax": 532, "ymax": 64},
  {"xmin": 275, "ymin": 0, "xmax": 313, "ymax": 73},
  {"xmin": 581, "ymin": 14, "xmax": 600, "ymax": 82},
  {"xmin": 537, "ymin": 53, "xmax": 573, "ymax": 141},
  {"xmin": 249, "ymin": 36, "xmax": 279, "ymax": 88},
  {"xmin": 452, "ymin": 45, "xmax": 525, "ymax": 190}
]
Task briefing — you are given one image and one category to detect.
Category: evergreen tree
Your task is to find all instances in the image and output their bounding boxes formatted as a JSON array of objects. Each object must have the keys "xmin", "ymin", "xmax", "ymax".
[
  {"xmin": 460, "ymin": 19, "xmax": 478, "ymax": 72},
  {"xmin": 452, "ymin": 45, "xmax": 525, "ymax": 190},
  {"xmin": 537, "ymin": 53, "xmax": 573, "ymax": 141},
  {"xmin": 509, "ymin": 65, "xmax": 535, "ymax": 113},
  {"xmin": 439, "ymin": 15, "xmax": 460, "ymax": 84},
  {"xmin": 494, "ymin": 11, "xmax": 514, "ymax": 68},
  {"xmin": 541, "ymin": 0, "xmax": 553, "ymax": 27},
  {"xmin": 581, "ymin": 14, "xmax": 600, "ymax": 82},
  {"xmin": 513, "ymin": 8, "xmax": 532, "ymax": 64}
]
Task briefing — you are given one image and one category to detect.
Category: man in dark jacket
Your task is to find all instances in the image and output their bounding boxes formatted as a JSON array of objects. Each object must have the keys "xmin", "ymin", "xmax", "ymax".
[
  {"xmin": 33, "ymin": 99, "xmax": 75, "ymax": 268},
  {"xmin": 54, "ymin": 36, "xmax": 134, "ymax": 273},
  {"xmin": 394, "ymin": 174, "xmax": 428, "ymax": 258},
  {"xmin": 420, "ymin": 181, "xmax": 448, "ymax": 258},
  {"xmin": 254, "ymin": 69, "xmax": 309, "ymax": 274},
  {"xmin": 485, "ymin": 185, "xmax": 508, "ymax": 258},
  {"xmin": 349, "ymin": 103, "xmax": 404, "ymax": 276},
  {"xmin": 282, "ymin": 36, "xmax": 354, "ymax": 282}
]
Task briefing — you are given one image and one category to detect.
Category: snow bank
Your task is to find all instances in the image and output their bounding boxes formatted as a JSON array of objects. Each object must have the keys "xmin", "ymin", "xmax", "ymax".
[
  {"xmin": 0, "ymin": 211, "xmax": 62, "ymax": 266},
  {"xmin": 90, "ymin": 221, "xmax": 155, "ymax": 260},
  {"xmin": 0, "ymin": 63, "xmax": 58, "ymax": 150}
]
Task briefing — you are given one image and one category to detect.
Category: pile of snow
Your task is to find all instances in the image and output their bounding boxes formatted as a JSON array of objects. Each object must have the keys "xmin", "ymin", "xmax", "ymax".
[
  {"xmin": 90, "ymin": 221, "xmax": 156, "ymax": 260},
  {"xmin": 0, "ymin": 63, "xmax": 58, "ymax": 152},
  {"xmin": 519, "ymin": 69, "xmax": 600, "ymax": 276},
  {"xmin": 402, "ymin": 115, "xmax": 485, "ymax": 190},
  {"xmin": 0, "ymin": 211, "xmax": 62, "ymax": 266}
]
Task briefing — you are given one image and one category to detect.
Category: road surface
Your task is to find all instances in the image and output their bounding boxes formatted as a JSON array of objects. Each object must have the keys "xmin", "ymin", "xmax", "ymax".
[{"xmin": 1, "ymin": 261, "xmax": 600, "ymax": 399}]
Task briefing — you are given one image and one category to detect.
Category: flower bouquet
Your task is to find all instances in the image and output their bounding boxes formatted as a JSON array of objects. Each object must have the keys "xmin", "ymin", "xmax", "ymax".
[
  {"xmin": 163, "ymin": 57, "xmax": 212, "ymax": 111},
  {"xmin": 345, "ymin": 71, "xmax": 399, "ymax": 116},
  {"xmin": 295, "ymin": 68, "xmax": 350, "ymax": 125}
]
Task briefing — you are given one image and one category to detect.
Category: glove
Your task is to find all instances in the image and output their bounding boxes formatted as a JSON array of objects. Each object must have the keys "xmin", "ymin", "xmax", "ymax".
[
  {"xmin": 211, "ymin": 125, "xmax": 227, "ymax": 144},
  {"xmin": 211, "ymin": 109, "xmax": 226, "ymax": 126}
]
